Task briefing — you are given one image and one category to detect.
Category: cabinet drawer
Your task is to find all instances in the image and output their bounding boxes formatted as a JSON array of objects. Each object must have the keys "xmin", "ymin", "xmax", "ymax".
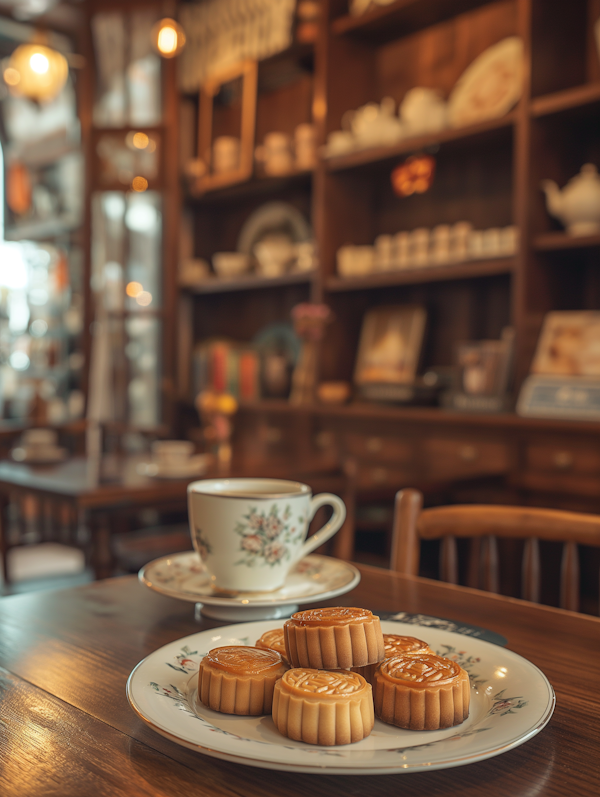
[
  {"xmin": 344, "ymin": 432, "xmax": 413, "ymax": 464},
  {"xmin": 525, "ymin": 444, "xmax": 600, "ymax": 475},
  {"xmin": 354, "ymin": 465, "xmax": 414, "ymax": 491},
  {"xmin": 423, "ymin": 437, "xmax": 510, "ymax": 479}
]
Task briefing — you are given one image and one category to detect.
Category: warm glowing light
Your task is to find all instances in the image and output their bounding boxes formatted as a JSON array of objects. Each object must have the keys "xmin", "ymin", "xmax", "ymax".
[
  {"xmin": 29, "ymin": 52, "xmax": 49, "ymax": 74},
  {"xmin": 126, "ymin": 281, "xmax": 143, "ymax": 298},
  {"xmin": 158, "ymin": 26, "xmax": 178, "ymax": 55},
  {"xmin": 8, "ymin": 42, "xmax": 68, "ymax": 102},
  {"xmin": 136, "ymin": 291, "xmax": 152, "ymax": 307},
  {"xmin": 132, "ymin": 132, "xmax": 149, "ymax": 149},
  {"xmin": 131, "ymin": 176, "xmax": 148, "ymax": 192},
  {"xmin": 151, "ymin": 18, "xmax": 186, "ymax": 59},
  {"xmin": 3, "ymin": 67, "xmax": 20, "ymax": 86}
]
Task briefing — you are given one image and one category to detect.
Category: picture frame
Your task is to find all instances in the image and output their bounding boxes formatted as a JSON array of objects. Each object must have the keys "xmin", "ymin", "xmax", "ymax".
[
  {"xmin": 457, "ymin": 338, "xmax": 512, "ymax": 398},
  {"xmin": 354, "ymin": 305, "xmax": 427, "ymax": 386},
  {"xmin": 194, "ymin": 59, "xmax": 258, "ymax": 194},
  {"xmin": 530, "ymin": 311, "xmax": 600, "ymax": 377}
]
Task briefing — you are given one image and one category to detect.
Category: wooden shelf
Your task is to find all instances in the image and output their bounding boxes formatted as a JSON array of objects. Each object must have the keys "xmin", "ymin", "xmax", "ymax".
[
  {"xmin": 530, "ymin": 83, "xmax": 600, "ymax": 118},
  {"xmin": 331, "ymin": 0, "xmax": 495, "ymax": 43},
  {"xmin": 533, "ymin": 232, "xmax": 600, "ymax": 251},
  {"xmin": 238, "ymin": 399, "xmax": 600, "ymax": 433},
  {"xmin": 325, "ymin": 258, "xmax": 515, "ymax": 292},
  {"xmin": 324, "ymin": 114, "xmax": 516, "ymax": 173},
  {"xmin": 187, "ymin": 169, "xmax": 313, "ymax": 204},
  {"xmin": 181, "ymin": 271, "xmax": 316, "ymax": 295},
  {"xmin": 3, "ymin": 215, "xmax": 81, "ymax": 242}
]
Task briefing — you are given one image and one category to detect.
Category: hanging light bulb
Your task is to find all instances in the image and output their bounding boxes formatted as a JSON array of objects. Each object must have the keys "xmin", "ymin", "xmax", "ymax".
[
  {"xmin": 7, "ymin": 40, "xmax": 68, "ymax": 102},
  {"xmin": 151, "ymin": 18, "xmax": 186, "ymax": 59}
]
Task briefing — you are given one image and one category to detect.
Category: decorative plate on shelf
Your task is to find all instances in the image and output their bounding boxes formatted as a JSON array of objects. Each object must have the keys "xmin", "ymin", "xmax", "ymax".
[
  {"xmin": 139, "ymin": 552, "xmax": 360, "ymax": 620},
  {"xmin": 127, "ymin": 618, "xmax": 555, "ymax": 775},
  {"xmin": 237, "ymin": 202, "xmax": 312, "ymax": 255},
  {"xmin": 448, "ymin": 37, "xmax": 524, "ymax": 128}
]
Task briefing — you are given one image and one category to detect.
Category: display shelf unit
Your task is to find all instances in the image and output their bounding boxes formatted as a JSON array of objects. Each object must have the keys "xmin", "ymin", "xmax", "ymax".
[
  {"xmin": 173, "ymin": 0, "xmax": 600, "ymax": 526},
  {"xmin": 181, "ymin": 271, "xmax": 317, "ymax": 295}
]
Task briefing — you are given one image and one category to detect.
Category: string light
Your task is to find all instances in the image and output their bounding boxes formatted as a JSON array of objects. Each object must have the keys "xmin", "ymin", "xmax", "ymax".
[
  {"xmin": 151, "ymin": 18, "xmax": 186, "ymax": 59},
  {"xmin": 136, "ymin": 291, "xmax": 152, "ymax": 307},
  {"xmin": 131, "ymin": 176, "xmax": 149, "ymax": 192},
  {"xmin": 132, "ymin": 132, "xmax": 149, "ymax": 149},
  {"xmin": 126, "ymin": 281, "xmax": 143, "ymax": 298}
]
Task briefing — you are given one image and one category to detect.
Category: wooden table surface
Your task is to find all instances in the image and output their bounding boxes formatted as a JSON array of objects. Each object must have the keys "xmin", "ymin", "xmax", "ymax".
[{"xmin": 0, "ymin": 565, "xmax": 598, "ymax": 797}]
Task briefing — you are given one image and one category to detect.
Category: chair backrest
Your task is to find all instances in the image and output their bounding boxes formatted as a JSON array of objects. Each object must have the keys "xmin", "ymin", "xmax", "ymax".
[{"xmin": 391, "ymin": 488, "xmax": 600, "ymax": 612}]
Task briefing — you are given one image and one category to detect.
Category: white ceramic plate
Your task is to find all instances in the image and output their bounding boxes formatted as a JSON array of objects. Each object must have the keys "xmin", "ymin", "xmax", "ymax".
[
  {"xmin": 127, "ymin": 619, "xmax": 555, "ymax": 775},
  {"xmin": 139, "ymin": 553, "xmax": 361, "ymax": 620},
  {"xmin": 448, "ymin": 37, "xmax": 524, "ymax": 128},
  {"xmin": 237, "ymin": 202, "xmax": 312, "ymax": 255}
]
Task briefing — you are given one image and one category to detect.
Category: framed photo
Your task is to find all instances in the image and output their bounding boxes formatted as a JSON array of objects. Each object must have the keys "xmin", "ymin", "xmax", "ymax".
[
  {"xmin": 354, "ymin": 305, "xmax": 427, "ymax": 385},
  {"xmin": 457, "ymin": 338, "xmax": 512, "ymax": 397},
  {"xmin": 531, "ymin": 311, "xmax": 600, "ymax": 377}
]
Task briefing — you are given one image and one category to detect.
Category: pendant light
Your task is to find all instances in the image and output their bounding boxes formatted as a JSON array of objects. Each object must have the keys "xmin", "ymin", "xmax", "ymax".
[
  {"xmin": 5, "ymin": 36, "xmax": 68, "ymax": 102},
  {"xmin": 151, "ymin": 18, "xmax": 186, "ymax": 58}
]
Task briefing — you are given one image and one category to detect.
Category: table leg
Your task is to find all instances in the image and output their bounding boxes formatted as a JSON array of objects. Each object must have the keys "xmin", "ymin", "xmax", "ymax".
[
  {"xmin": 90, "ymin": 514, "xmax": 114, "ymax": 580},
  {"xmin": 0, "ymin": 493, "xmax": 10, "ymax": 586}
]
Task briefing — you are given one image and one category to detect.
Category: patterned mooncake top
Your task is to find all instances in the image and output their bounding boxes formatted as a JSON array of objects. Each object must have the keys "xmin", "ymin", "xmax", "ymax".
[
  {"xmin": 288, "ymin": 607, "xmax": 374, "ymax": 627},
  {"xmin": 282, "ymin": 668, "xmax": 368, "ymax": 697},
  {"xmin": 205, "ymin": 646, "xmax": 283, "ymax": 675},
  {"xmin": 255, "ymin": 629, "xmax": 286, "ymax": 657},
  {"xmin": 383, "ymin": 634, "xmax": 432, "ymax": 658},
  {"xmin": 380, "ymin": 654, "xmax": 463, "ymax": 686}
]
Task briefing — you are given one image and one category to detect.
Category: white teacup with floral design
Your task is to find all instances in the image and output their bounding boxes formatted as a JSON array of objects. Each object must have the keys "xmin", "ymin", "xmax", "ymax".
[{"xmin": 187, "ymin": 478, "xmax": 346, "ymax": 593}]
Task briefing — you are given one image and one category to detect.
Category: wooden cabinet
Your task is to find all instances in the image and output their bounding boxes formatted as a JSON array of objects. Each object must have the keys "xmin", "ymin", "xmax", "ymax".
[{"xmin": 171, "ymin": 1, "xmax": 600, "ymax": 528}]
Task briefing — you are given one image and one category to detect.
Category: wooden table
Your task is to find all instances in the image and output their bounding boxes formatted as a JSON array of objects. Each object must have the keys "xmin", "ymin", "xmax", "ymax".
[
  {"xmin": 0, "ymin": 565, "xmax": 598, "ymax": 796},
  {"xmin": 0, "ymin": 457, "xmax": 348, "ymax": 584}
]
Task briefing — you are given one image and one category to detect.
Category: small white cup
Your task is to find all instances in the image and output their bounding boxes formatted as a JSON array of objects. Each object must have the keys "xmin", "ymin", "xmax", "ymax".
[
  {"xmin": 188, "ymin": 478, "xmax": 346, "ymax": 592},
  {"xmin": 213, "ymin": 136, "xmax": 240, "ymax": 174},
  {"xmin": 256, "ymin": 132, "xmax": 294, "ymax": 175},
  {"xmin": 153, "ymin": 440, "xmax": 194, "ymax": 472}
]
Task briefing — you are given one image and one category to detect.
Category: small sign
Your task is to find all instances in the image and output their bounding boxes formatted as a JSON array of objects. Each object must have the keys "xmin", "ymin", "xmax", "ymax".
[{"xmin": 517, "ymin": 375, "xmax": 600, "ymax": 419}]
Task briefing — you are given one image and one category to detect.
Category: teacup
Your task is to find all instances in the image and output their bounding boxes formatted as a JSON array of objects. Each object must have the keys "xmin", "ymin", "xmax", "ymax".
[
  {"xmin": 188, "ymin": 478, "xmax": 346, "ymax": 592},
  {"xmin": 153, "ymin": 440, "xmax": 194, "ymax": 472}
]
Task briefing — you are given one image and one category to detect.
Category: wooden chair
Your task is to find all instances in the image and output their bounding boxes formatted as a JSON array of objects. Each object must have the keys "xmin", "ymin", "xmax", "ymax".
[{"xmin": 391, "ymin": 488, "xmax": 600, "ymax": 613}]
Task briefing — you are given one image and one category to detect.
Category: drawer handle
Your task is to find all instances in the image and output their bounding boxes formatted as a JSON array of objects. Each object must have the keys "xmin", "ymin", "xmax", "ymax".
[
  {"xmin": 371, "ymin": 467, "xmax": 388, "ymax": 483},
  {"xmin": 264, "ymin": 427, "xmax": 282, "ymax": 444},
  {"xmin": 315, "ymin": 431, "xmax": 335, "ymax": 450},
  {"xmin": 366, "ymin": 437, "xmax": 383, "ymax": 453},
  {"xmin": 553, "ymin": 451, "xmax": 574, "ymax": 470},
  {"xmin": 459, "ymin": 445, "xmax": 478, "ymax": 462}
]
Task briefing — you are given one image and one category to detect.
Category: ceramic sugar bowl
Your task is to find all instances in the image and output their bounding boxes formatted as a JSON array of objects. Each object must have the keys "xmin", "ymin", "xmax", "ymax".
[{"xmin": 541, "ymin": 163, "xmax": 600, "ymax": 236}]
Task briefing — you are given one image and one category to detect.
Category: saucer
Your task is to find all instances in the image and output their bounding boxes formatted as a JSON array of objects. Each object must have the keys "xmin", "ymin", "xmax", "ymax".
[
  {"xmin": 139, "ymin": 551, "xmax": 360, "ymax": 621},
  {"xmin": 136, "ymin": 455, "xmax": 211, "ymax": 479},
  {"xmin": 11, "ymin": 446, "xmax": 68, "ymax": 465}
]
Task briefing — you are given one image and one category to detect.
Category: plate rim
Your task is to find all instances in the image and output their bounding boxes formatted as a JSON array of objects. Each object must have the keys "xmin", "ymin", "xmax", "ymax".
[
  {"xmin": 139, "ymin": 552, "xmax": 361, "ymax": 607},
  {"xmin": 126, "ymin": 619, "xmax": 556, "ymax": 775}
]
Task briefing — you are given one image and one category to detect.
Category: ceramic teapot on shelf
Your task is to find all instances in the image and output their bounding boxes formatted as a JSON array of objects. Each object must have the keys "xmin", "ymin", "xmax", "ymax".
[
  {"xmin": 342, "ymin": 97, "xmax": 404, "ymax": 149},
  {"xmin": 400, "ymin": 87, "xmax": 448, "ymax": 137},
  {"xmin": 541, "ymin": 163, "xmax": 600, "ymax": 236}
]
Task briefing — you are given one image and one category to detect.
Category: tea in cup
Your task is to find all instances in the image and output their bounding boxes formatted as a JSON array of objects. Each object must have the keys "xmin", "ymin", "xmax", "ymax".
[{"xmin": 188, "ymin": 478, "xmax": 346, "ymax": 592}]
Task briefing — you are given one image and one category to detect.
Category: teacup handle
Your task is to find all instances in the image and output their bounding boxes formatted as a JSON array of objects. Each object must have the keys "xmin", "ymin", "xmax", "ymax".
[{"xmin": 298, "ymin": 493, "xmax": 346, "ymax": 560}]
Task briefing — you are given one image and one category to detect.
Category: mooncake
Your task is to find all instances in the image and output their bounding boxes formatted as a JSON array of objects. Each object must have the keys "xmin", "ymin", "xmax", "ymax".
[
  {"xmin": 256, "ymin": 628, "xmax": 288, "ymax": 663},
  {"xmin": 272, "ymin": 668, "xmax": 374, "ymax": 746},
  {"xmin": 353, "ymin": 634, "xmax": 433, "ymax": 684},
  {"xmin": 373, "ymin": 652, "xmax": 470, "ymax": 730},
  {"xmin": 284, "ymin": 607, "xmax": 384, "ymax": 670},
  {"xmin": 198, "ymin": 646, "xmax": 287, "ymax": 715}
]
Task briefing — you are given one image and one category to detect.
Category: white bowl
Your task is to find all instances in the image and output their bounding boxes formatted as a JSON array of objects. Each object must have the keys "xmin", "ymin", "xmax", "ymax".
[{"xmin": 212, "ymin": 252, "xmax": 250, "ymax": 279}]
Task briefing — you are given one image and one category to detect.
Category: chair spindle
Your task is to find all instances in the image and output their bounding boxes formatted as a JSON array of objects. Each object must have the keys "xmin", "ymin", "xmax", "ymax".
[
  {"xmin": 522, "ymin": 537, "xmax": 541, "ymax": 603},
  {"xmin": 560, "ymin": 542, "xmax": 580, "ymax": 612},
  {"xmin": 482, "ymin": 536, "xmax": 500, "ymax": 593},
  {"xmin": 440, "ymin": 536, "xmax": 458, "ymax": 584}
]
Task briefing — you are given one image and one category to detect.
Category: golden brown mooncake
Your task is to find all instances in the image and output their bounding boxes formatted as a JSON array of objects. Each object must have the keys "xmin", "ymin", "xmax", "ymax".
[
  {"xmin": 352, "ymin": 634, "xmax": 433, "ymax": 684},
  {"xmin": 198, "ymin": 646, "xmax": 287, "ymax": 715},
  {"xmin": 255, "ymin": 628, "xmax": 288, "ymax": 663},
  {"xmin": 272, "ymin": 668, "xmax": 374, "ymax": 746},
  {"xmin": 284, "ymin": 607, "xmax": 384, "ymax": 670},
  {"xmin": 373, "ymin": 652, "xmax": 470, "ymax": 731}
]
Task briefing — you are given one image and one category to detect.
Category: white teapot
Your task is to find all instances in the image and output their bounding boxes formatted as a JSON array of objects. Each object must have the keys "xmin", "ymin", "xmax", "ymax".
[
  {"xmin": 541, "ymin": 164, "xmax": 600, "ymax": 236},
  {"xmin": 400, "ymin": 87, "xmax": 447, "ymax": 136},
  {"xmin": 344, "ymin": 97, "xmax": 403, "ymax": 148}
]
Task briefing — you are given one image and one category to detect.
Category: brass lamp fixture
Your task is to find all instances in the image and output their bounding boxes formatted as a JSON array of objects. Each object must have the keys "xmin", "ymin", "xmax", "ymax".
[
  {"xmin": 4, "ymin": 36, "xmax": 68, "ymax": 102},
  {"xmin": 151, "ymin": 18, "xmax": 186, "ymax": 58}
]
